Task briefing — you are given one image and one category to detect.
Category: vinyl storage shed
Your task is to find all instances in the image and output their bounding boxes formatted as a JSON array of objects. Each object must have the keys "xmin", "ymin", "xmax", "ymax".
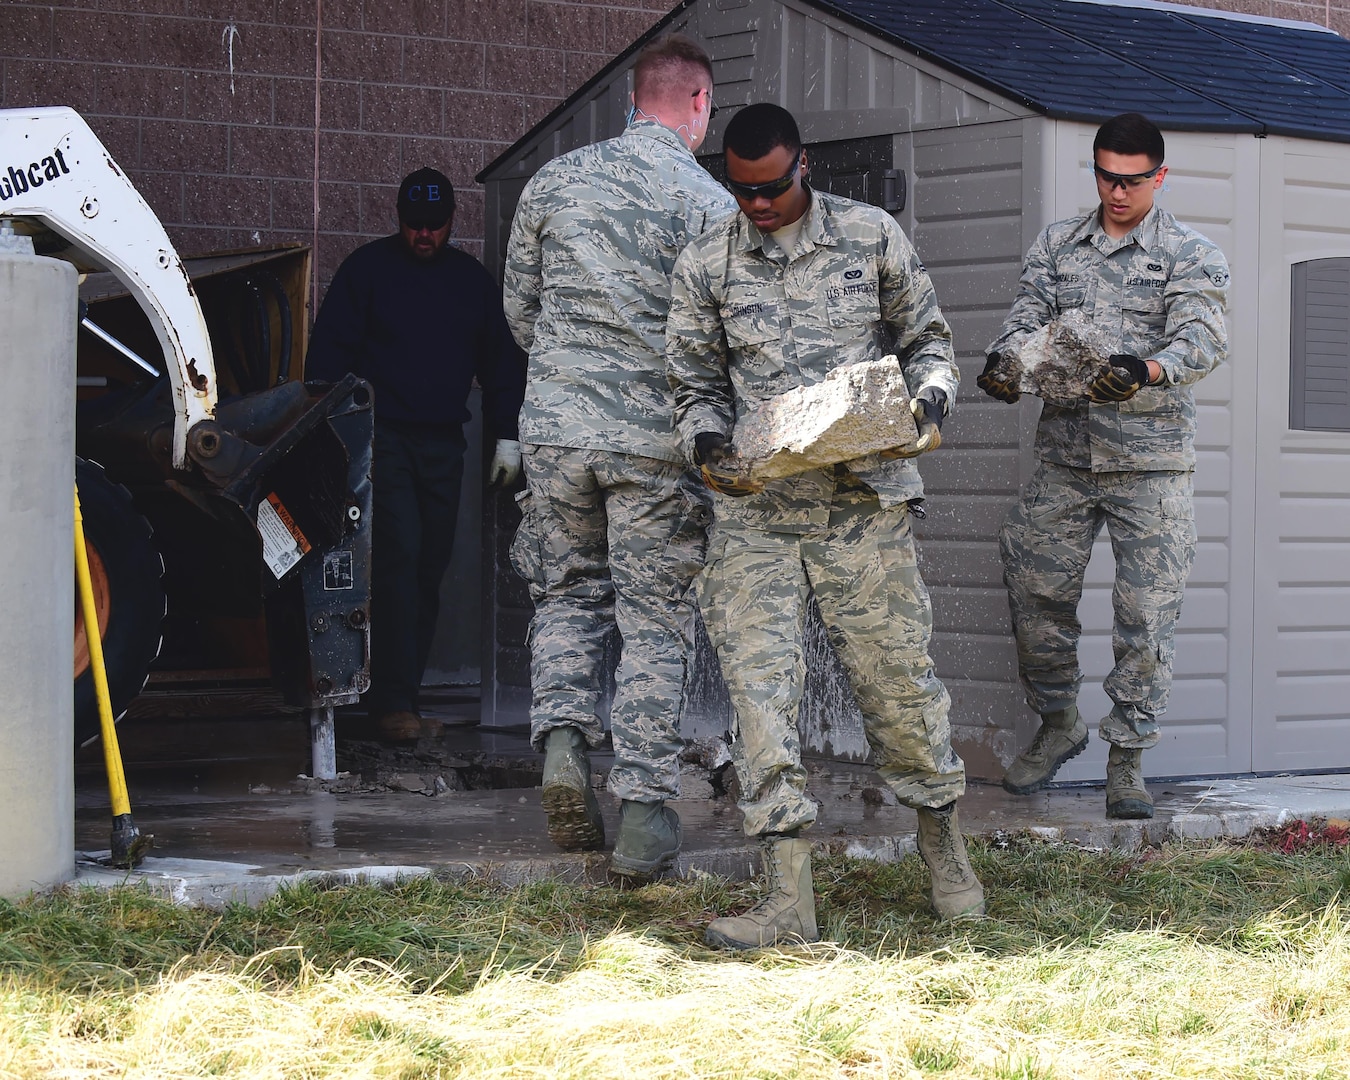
[{"xmin": 476, "ymin": 0, "xmax": 1350, "ymax": 781}]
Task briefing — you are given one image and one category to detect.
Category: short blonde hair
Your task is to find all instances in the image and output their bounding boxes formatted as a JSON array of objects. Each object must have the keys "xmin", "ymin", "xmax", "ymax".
[{"xmin": 633, "ymin": 33, "xmax": 714, "ymax": 109}]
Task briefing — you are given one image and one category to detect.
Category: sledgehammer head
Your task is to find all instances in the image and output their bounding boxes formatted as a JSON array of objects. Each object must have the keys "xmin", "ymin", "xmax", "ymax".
[{"xmin": 109, "ymin": 813, "xmax": 153, "ymax": 869}]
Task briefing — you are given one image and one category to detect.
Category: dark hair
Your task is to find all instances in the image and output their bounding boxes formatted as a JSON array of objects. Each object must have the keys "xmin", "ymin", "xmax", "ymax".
[
  {"xmin": 723, "ymin": 102, "xmax": 801, "ymax": 162},
  {"xmin": 1093, "ymin": 112, "xmax": 1165, "ymax": 166},
  {"xmin": 633, "ymin": 33, "xmax": 713, "ymax": 107}
]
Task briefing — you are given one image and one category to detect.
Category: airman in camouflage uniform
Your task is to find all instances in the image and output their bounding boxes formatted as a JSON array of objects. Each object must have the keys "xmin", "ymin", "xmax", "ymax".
[
  {"xmin": 503, "ymin": 34, "xmax": 735, "ymax": 876},
  {"xmin": 980, "ymin": 113, "xmax": 1230, "ymax": 819},
  {"xmin": 667, "ymin": 103, "xmax": 984, "ymax": 949}
]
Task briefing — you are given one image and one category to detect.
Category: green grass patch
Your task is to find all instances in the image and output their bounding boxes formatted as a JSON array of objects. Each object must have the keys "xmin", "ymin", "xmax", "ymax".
[
  {"xmin": 1, "ymin": 836, "xmax": 1348, "ymax": 1077},
  {"xmin": 1, "ymin": 836, "xmax": 1346, "ymax": 992}
]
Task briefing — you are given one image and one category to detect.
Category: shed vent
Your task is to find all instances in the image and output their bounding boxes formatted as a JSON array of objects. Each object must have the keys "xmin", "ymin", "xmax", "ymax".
[{"xmin": 1290, "ymin": 258, "xmax": 1350, "ymax": 432}]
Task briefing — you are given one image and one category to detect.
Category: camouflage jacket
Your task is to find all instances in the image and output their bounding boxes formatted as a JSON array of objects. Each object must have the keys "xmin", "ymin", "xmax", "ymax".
[
  {"xmin": 666, "ymin": 186, "xmax": 958, "ymax": 529},
  {"xmin": 988, "ymin": 205, "xmax": 1229, "ymax": 472},
  {"xmin": 503, "ymin": 119, "xmax": 736, "ymax": 462}
]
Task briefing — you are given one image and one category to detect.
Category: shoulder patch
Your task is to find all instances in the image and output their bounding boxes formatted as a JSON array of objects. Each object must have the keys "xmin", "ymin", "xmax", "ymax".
[{"xmin": 1205, "ymin": 265, "xmax": 1230, "ymax": 287}]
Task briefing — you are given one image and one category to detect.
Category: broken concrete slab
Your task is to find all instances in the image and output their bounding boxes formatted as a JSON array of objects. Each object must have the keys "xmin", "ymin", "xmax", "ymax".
[
  {"xmin": 721, "ymin": 356, "xmax": 919, "ymax": 482},
  {"xmin": 989, "ymin": 308, "xmax": 1117, "ymax": 407}
]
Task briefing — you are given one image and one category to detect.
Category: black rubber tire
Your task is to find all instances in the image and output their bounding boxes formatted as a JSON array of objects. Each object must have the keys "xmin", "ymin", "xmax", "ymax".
[{"xmin": 74, "ymin": 458, "xmax": 166, "ymax": 746}]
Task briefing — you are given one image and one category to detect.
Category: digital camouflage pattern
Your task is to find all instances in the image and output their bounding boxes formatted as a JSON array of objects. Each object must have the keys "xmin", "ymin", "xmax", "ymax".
[
  {"xmin": 987, "ymin": 204, "xmax": 1229, "ymax": 472},
  {"xmin": 667, "ymin": 189, "xmax": 965, "ymax": 835},
  {"xmin": 503, "ymin": 117, "xmax": 732, "ymax": 804},
  {"xmin": 666, "ymin": 186, "xmax": 958, "ymax": 530},
  {"xmin": 1000, "ymin": 464, "xmax": 1196, "ymax": 747},
  {"xmin": 510, "ymin": 445, "xmax": 713, "ymax": 802},
  {"xmin": 698, "ymin": 485, "xmax": 966, "ymax": 837},
  {"xmin": 504, "ymin": 119, "xmax": 736, "ymax": 463},
  {"xmin": 988, "ymin": 203, "xmax": 1227, "ymax": 746}
]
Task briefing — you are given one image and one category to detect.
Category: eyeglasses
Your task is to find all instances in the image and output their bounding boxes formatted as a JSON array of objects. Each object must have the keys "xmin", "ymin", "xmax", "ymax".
[
  {"xmin": 1093, "ymin": 163, "xmax": 1162, "ymax": 191},
  {"xmin": 725, "ymin": 156, "xmax": 801, "ymax": 201},
  {"xmin": 691, "ymin": 87, "xmax": 720, "ymax": 120}
]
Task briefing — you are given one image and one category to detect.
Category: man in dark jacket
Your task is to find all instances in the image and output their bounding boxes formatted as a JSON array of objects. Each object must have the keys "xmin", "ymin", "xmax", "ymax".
[{"xmin": 307, "ymin": 168, "xmax": 526, "ymax": 740}]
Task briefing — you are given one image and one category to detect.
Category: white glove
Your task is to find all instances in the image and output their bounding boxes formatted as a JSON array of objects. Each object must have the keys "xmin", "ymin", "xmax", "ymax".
[{"xmin": 488, "ymin": 439, "xmax": 522, "ymax": 487}]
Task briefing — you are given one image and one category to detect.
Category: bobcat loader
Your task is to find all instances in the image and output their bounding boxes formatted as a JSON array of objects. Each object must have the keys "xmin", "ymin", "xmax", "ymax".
[{"xmin": 1, "ymin": 106, "xmax": 372, "ymax": 763}]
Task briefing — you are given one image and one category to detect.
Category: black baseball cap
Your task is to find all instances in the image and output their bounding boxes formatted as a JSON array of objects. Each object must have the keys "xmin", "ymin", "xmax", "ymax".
[{"xmin": 397, "ymin": 168, "xmax": 455, "ymax": 229}]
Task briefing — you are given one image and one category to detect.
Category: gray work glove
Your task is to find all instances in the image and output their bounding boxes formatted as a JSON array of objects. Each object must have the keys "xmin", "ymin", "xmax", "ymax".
[{"xmin": 488, "ymin": 439, "xmax": 522, "ymax": 487}]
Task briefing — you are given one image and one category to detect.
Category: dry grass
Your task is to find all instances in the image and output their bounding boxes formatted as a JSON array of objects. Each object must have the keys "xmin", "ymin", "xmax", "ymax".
[{"xmin": 2, "ymin": 836, "xmax": 1349, "ymax": 1079}]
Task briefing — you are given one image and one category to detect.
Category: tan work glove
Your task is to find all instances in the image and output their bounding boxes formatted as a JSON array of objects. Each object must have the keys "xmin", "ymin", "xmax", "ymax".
[
  {"xmin": 887, "ymin": 386, "xmax": 948, "ymax": 459},
  {"xmin": 693, "ymin": 432, "xmax": 762, "ymax": 497}
]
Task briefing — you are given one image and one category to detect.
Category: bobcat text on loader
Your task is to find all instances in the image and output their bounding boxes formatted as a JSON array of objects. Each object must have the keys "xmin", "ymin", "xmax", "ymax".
[{"xmin": 1, "ymin": 106, "xmax": 374, "ymax": 777}]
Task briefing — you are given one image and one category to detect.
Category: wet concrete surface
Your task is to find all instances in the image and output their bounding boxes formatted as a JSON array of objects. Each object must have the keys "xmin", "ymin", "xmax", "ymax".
[{"xmin": 69, "ymin": 709, "xmax": 1350, "ymax": 908}]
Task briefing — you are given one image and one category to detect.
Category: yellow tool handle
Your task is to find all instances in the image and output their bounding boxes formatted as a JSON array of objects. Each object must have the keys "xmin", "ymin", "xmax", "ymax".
[{"xmin": 74, "ymin": 486, "xmax": 132, "ymax": 819}]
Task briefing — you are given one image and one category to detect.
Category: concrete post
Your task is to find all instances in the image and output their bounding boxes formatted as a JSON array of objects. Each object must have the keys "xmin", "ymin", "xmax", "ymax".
[{"xmin": 0, "ymin": 244, "xmax": 78, "ymax": 899}]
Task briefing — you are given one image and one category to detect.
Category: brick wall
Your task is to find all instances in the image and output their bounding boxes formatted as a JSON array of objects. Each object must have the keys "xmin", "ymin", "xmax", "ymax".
[
  {"xmin": 0, "ymin": 0, "xmax": 670, "ymax": 292},
  {"xmin": 2, "ymin": 0, "xmax": 1348, "ymax": 294},
  {"xmin": 1163, "ymin": 0, "xmax": 1350, "ymax": 36}
]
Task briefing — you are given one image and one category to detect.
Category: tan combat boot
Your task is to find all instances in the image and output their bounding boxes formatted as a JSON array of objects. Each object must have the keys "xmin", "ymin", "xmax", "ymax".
[
  {"xmin": 541, "ymin": 726, "xmax": 605, "ymax": 851},
  {"xmin": 915, "ymin": 803, "xmax": 986, "ymax": 920},
  {"xmin": 704, "ymin": 835, "xmax": 820, "ymax": 950},
  {"xmin": 1105, "ymin": 745, "xmax": 1154, "ymax": 819},
  {"xmin": 1001, "ymin": 706, "xmax": 1089, "ymax": 795}
]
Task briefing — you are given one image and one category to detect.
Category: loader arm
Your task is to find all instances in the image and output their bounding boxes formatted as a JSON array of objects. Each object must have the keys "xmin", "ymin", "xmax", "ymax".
[{"xmin": 0, "ymin": 105, "xmax": 214, "ymax": 467}]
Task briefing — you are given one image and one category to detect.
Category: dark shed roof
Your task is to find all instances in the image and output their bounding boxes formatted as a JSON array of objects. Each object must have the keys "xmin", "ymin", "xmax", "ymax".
[
  {"xmin": 479, "ymin": 0, "xmax": 1350, "ymax": 182},
  {"xmin": 822, "ymin": 0, "xmax": 1350, "ymax": 140}
]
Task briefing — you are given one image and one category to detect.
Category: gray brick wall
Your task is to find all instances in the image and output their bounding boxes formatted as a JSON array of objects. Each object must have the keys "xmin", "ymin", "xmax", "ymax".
[{"xmin": 0, "ymin": 0, "xmax": 670, "ymax": 292}]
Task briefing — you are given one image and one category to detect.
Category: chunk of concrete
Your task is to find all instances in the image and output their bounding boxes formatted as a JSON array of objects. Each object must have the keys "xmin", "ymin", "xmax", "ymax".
[
  {"xmin": 722, "ymin": 356, "xmax": 919, "ymax": 482},
  {"xmin": 989, "ymin": 308, "xmax": 1116, "ymax": 407}
]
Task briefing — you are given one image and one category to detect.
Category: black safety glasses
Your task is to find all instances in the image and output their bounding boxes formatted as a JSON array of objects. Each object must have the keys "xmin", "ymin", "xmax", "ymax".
[
  {"xmin": 726, "ymin": 156, "xmax": 801, "ymax": 201},
  {"xmin": 1092, "ymin": 163, "xmax": 1162, "ymax": 190}
]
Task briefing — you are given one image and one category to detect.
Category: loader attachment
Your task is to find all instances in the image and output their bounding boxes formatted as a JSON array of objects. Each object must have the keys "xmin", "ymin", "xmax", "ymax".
[
  {"xmin": 179, "ymin": 374, "xmax": 374, "ymax": 707},
  {"xmin": 75, "ymin": 312, "xmax": 375, "ymax": 715}
]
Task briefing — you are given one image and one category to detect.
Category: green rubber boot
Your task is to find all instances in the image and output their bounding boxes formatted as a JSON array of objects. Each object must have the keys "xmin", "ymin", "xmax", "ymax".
[
  {"xmin": 610, "ymin": 799, "xmax": 681, "ymax": 880},
  {"xmin": 704, "ymin": 835, "xmax": 819, "ymax": 950},
  {"xmin": 1105, "ymin": 745, "xmax": 1154, "ymax": 819},
  {"xmin": 541, "ymin": 726, "xmax": 604, "ymax": 852},
  {"xmin": 1001, "ymin": 706, "xmax": 1089, "ymax": 795},
  {"xmin": 915, "ymin": 803, "xmax": 986, "ymax": 920}
]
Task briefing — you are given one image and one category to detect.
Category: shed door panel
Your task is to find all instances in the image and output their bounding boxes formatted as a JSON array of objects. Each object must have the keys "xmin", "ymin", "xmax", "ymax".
[{"xmin": 1252, "ymin": 143, "xmax": 1350, "ymax": 772}]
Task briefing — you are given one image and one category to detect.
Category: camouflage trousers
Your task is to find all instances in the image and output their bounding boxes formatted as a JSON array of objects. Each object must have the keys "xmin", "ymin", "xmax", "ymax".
[
  {"xmin": 511, "ymin": 444, "xmax": 712, "ymax": 802},
  {"xmin": 999, "ymin": 462, "xmax": 1197, "ymax": 749},
  {"xmin": 699, "ymin": 482, "xmax": 966, "ymax": 838}
]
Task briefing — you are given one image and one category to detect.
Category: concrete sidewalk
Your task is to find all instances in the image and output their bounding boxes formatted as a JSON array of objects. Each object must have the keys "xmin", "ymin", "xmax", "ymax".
[{"xmin": 70, "ymin": 738, "xmax": 1350, "ymax": 907}]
